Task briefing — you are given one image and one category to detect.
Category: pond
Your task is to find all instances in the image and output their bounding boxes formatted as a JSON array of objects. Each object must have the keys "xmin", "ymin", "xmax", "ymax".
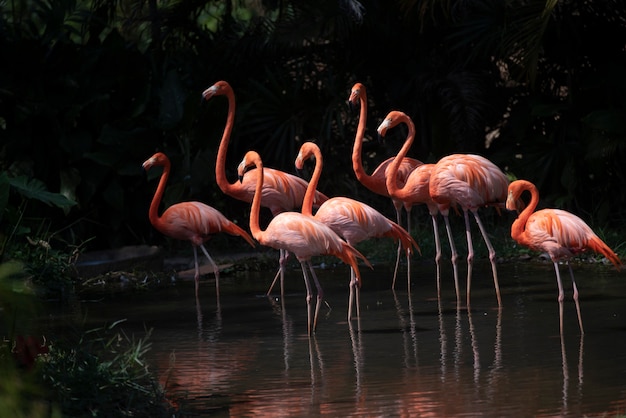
[{"xmin": 57, "ymin": 259, "xmax": 626, "ymax": 416}]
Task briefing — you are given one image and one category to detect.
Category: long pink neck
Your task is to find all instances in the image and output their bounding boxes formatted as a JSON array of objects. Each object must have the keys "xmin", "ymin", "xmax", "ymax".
[
  {"xmin": 249, "ymin": 153, "xmax": 264, "ymax": 239},
  {"xmin": 385, "ymin": 114, "xmax": 415, "ymax": 197},
  {"xmin": 302, "ymin": 148, "xmax": 324, "ymax": 217},
  {"xmin": 510, "ymin": 180, "xmax": 539, "ymax": 244},
  {"xmin": 215, "ymin": 88, "xmax": 237, "ymax": 195},
  {"xmin": 352, "ymin": 88, "xmax": 371, "ymax": 185},
  {"xmin": 148, "ymin": 160, "xmax": 170, "ymax": 229}
]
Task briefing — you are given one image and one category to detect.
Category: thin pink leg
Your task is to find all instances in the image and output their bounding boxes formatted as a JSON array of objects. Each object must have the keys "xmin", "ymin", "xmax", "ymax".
[
  {"xmin": 567, "ymin": 262, "xmax": 584, "ymax": 335},
  {"xmin": 464, "ymin": 210, "xmax": 474, "ymax": 307},
  {"xmin": 300, "ymin": 261, "xmax": 314, "ymax": 335},
  {"xmin": 432, "ymin": 214, "xmax": 442, "ymax": 298},
  {"xmin": 193, "ymin": 246, "xmax": 200, "ymax": 297},
  {"xmin": 391, "ymin": 203, "xmax": 403, "ymax": 289},
  {"xmin": 472, "ymin": 210, "xmax": 501, "ymax": 307},
  {"xmin": 443, "ymin": 213, "xmax": 461, "ymax": 307},
  {"xmin": 306, "ymin": 261, "xmax": 324, "ymax": 333},
  {"xmin": 199, "ymin": 244, "xmax": 220, "ymax": 299},
  {"xmin": 267, "ymin": 249, "xmax": 289, "ymax": 296},
  {"xmin": 554, "ymin": 261, "xmax": 565, "ymax": 335},
  {"xmin": 405, "ymin": 206, "xmax": 412, "ymax": 292}
]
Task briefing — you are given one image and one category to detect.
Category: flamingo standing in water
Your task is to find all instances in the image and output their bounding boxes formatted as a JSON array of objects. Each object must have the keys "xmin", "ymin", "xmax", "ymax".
[
  {"xmin": 506, "ymin": 179, "xmax": 622, "ymax": 334},
  {"xmin": 237, "ymin": 150, "xmax": 371, "ymax": 335},
  {"xmin": 376, "ymin": 111, "xmax": 445, "ymax": 295},
  {"xmin": 296, "ymin": 141, "xmax": 419, "ymax": 320},
  {"xmin": 202, "ymin": 81, "xmax": 329, "ymax": 296},
  {"xmin": 428, "ymin": 150, "xmax": 508, "ymax": 308},
  {"xmin": 348, "ymin": 83, "xmax": 422, "ymax": 287},
  {"xmin": 143, "ymin": 152, "xmax": 255, "ymax": 298}
]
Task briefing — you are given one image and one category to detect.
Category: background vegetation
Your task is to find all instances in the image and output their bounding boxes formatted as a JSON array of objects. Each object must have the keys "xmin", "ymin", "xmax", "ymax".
[
  {"xmin": 1, "ymin": 1, "xmax": 624, "ymax": 414},
  {"xmin": 1, "ymin": 0, "xmax": 625, "ymax": 256}
]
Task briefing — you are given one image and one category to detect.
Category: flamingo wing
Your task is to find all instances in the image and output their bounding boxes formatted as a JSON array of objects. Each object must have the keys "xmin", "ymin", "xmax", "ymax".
[
  {"xmin": 430, "ymin": 154, "xmax": 508, "ymax": 209},
  {"xmin": 525, "ymin": 209, "xmax": 598, "ymax": 256},
  {"xmin": 367, "ymin": 157, "xmax": 422, "ymax": 196},
  {"xmin": 237, "ymin": 167, "xmax": 328, "ymax": 215},
  {"xmin": 160, "ymin": 202, "xmax": 253, "ymax": 246},
  {"xmin": 257, "ymin": 212, "xmax": 348, "ymax": 260},
  {"xmin": 314, "ymin": 197, "xmax": 394, "ymax": 244}
]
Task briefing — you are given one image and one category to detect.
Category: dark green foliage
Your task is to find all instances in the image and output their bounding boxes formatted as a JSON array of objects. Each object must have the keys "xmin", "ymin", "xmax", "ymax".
[{"xmin": 0, "ymin": 0, "xmax": 624, "ymax": 255}]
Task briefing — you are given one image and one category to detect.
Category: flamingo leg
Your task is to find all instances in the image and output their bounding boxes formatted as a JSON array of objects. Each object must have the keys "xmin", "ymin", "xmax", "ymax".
[
  {"xmin": 443, "ymin": 213, "xmax": 461, "ymax": 307},
  {"xmin": 464, "ymin": 210, "xmax": 474, "ymax": 307},
  {"xmin": 348, "ymin": 267, "xmax": 361, "ymax": 321},
  {"xmin": 471, "ymin": 210, "xmax": 501, "ymax": 307},
  {"xmin": 192, "ymin": 246, "xmax": 200, "ymax": 297},
  {"xmin": 406, "ymin": 206, "xmax": 412, "ymax": 292},
  {"xmin": 199, "ymin": 244, "xmax": 220, "ymax": 299},
  {"xmin": 306, "ymin": 261, "xmax": 324, "ymax": 333},
  {"xmin": 300, "ymin": 261, "xmax": 314, "ymax": 335},
  {"xmin": 267, "ymin": 249, "xmax": 289, "ymax": 297},
  {"xmin": 391, "ymin": 203, "xmax": 403, "ymax": 289},
  {"xmin": 432, "ymin": 214, "xmax": 443, "ymax": 298},
  {"xmin": 553, "ymin": 261, "xmax": 565, "ymax": 334},
  {"xmin": 567, "ymin": 262, "xmax": 584, "ymax": 335}
]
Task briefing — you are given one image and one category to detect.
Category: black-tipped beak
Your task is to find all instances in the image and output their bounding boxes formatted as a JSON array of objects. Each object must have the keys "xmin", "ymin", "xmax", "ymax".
[
  {"xmin": 377, "ymin": 132, "xmax": 385, "ymax": 144},
  {"xmin": 348, "ymin": 100, "xmax": 356, "ymax": 113},
  {"xmin": 238, "ymin": 175, "xmax": 244, "ymax": 183}
]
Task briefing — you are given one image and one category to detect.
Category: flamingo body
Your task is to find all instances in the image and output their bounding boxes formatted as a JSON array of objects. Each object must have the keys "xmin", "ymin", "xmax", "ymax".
[
  {"xmin": 430, "ymin": 154, "xmax": 509, "ymax": 214},
  {"xmin": 506, "ymin": 179, "xmax": 622, "ymax": 333}
]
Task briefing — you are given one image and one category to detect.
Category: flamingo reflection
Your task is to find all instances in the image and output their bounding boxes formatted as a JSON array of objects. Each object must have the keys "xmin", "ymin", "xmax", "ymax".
[{"xmin": 559, "ymin": 333, "xmax": 585, "ymax": 415}]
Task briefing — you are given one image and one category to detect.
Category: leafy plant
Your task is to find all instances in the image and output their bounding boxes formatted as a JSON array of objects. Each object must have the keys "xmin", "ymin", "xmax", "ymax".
[{"xmin": 40, "ymin": 322, "xmax": 174, "ymax": 417}]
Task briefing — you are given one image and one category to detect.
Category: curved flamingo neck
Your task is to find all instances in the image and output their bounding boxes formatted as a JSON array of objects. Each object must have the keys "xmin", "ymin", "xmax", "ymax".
[
  {"xmin": 215, "ymin": 87, "xmax": 237, "ymax": 195},
  {"xmin": 386, "ymin": 114, "xmax": 415, "ymax": 197},
  {"xmin": 351, "ymin": 87, "xmax": 371, "ymax": 185},
  {"xmin": 511, "ymin": 180, "xmax": 540, "ymax": 243},
  {"xmin": 248, "ymin": 153, "xmax": 264, "ymax": 239},
  {"xmin": 301, "ymin": 146, "xmax": 324, "ymax": 217},
  {"xmin": 148, "ymin": 159, "xmax": 171, "ymax": 229}
]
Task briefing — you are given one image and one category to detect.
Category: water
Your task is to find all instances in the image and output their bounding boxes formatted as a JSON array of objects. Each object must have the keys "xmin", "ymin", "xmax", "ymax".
[{"xmin": 64, "ymin": 260, "xmax": 626, "ymax": 416}]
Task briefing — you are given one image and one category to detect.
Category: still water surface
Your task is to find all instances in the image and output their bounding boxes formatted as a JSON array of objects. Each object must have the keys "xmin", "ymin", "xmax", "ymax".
[{"xmin": 74, "ymin": 260, "xmax": 626, "ymax": 417}]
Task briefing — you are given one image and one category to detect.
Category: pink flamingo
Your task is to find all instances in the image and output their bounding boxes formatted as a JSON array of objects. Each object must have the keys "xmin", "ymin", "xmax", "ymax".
[
  {"xmin": 237, "ymin": 150, "xmax": 371, "ymax": 334},
  {"xmin": 506, "ymin": 179, "xmax": 622, "ymax": 334},
  {"xmin": 376, "ymin": 111, "xmax": 445, "ymax": 294},
  {"xmin": 143, "ymin": 152, "xmax": 255, "ymax": 298},
  {"xmin": 202, "ymin": 80, "xmax": 328, "ymax": 296},
  {"xmin": 348, "ymin": 83, "xmax": 422, "ymax": 287},
  {"xmin": 296, "ymin": 141, "xmax": 419, "ymax": 320},
  {"xmin": 428, "ymin": 151, "xmax": 509, "ymax": 308}
]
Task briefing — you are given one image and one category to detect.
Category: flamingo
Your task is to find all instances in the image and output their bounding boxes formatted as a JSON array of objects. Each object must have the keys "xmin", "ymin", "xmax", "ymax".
[
  {"xmin": 142, "ymin": 152, "xmax": 256, "ymax": 298},
  {"xmin": 202, "ymin": 80, "xmax": 329, "ymax": 296},
  {"xmin": 237, "ymin": 150, "xmax": 371, "ymax": 335},
  {"xmin": 296, "ymin": 141, "xmax": 419, "ymax": 320},
  {"xmin": 506, "ymin": 179, "xmax": 622, "ymax": 334},
  {"xmin": 428, "ymin": 151, "xmax": 509, "ymax": 308},
  {"xmin": 348, "ymin": 82, "xmax": 422, "ymax": 287},
  {"xmin": 376, "ymin": 111, "xmax": 445, "ymax": 294}
]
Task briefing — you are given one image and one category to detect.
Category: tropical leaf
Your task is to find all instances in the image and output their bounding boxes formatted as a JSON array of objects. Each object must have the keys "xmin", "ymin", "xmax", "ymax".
[{"xmin": 7, "ymin": 175, "xmax": 77, "ymax": 210}]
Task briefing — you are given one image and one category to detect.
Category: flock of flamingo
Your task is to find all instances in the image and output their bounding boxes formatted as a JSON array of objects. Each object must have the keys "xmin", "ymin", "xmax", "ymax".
[{"xmin": 143, "ymin": 80, "xmax": 622, "ymax": 336}]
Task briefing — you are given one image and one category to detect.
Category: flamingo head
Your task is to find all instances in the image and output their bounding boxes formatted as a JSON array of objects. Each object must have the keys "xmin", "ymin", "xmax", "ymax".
[
  {"xmin": 142, "ymin": 152, "xmax": 169, "ymax": 171},
  {"xmin": 201, "ymin": 80, "xmax": 232, "ymax": 101},
  {"xmin": 347, "ymin": 82, "xmax": 364, "ymax": 111}
]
